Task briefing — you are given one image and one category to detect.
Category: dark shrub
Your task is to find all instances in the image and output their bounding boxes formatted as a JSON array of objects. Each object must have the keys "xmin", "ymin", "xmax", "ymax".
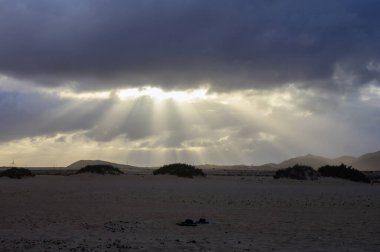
[
  {"xmin": 153, "ymin": 163, "xmax": 206, "ymax": 178},
  {"xmin": 0, "ymin": 168, "xmax": 35, "ymax": 179},
  {"xmin": 76, "ymin": 165, "xmax": 123, "ymax": 175},
  {"xmin": 318, "ymin": 164, "xmax": 370, "ymax": 183},
  {"xmin": 274, "ymin": 165, "xmax": 319, "ymax": 180}
]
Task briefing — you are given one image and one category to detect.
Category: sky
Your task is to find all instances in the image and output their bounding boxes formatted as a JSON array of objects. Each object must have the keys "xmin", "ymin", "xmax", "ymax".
[{"xmin": 0, "ymin": 0, "xmax": 380, "ymax": 167}]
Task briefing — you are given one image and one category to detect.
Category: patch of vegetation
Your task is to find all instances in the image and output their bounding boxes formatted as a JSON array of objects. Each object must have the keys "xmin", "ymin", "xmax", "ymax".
[
  {"xmin": 76, "ymin": 165, "xmax": 123, "ymax": 175},
  {"xmin": 318, "ymin": 164, "xmax": 370, "ymax": 183},
  {"xmin": 153, "ymin": 163, "xmax": 206, "ymax": 178},
  {"xmin": 274, "ymin": 165, "xmax": 319, "ymax": 180},
  {"xmin": 0, "ymin": 168, "xmax": 35, "ymax": 179}
]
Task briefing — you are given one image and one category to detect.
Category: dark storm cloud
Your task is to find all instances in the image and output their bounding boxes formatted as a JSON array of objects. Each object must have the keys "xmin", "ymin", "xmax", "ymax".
[
  {"xmin": 0, "ymin": 89, "xmax": 111, "ymax": 141},
  {"xmin": 0, "ymin": 0, "xmax": 379, "ymax": 91}
]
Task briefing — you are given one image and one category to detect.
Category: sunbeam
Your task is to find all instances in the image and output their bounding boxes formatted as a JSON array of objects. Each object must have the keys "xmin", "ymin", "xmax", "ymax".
[{"xmin": 1, "ymin": 80, "xmax": 379, "ymax": 166}]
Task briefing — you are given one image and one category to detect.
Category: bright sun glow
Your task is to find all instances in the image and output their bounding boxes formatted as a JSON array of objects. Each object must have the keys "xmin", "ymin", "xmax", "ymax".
[
  {"xmin": 53, "ymin": 86, "xmax": 210, "ymax": 102},
  {"xmin": 117, "ymin": 87, "xmax": 209, "ymax": 102},
  {"xmin": 57, "ymin": 90, "xmax": 111, "ymax": 100}
]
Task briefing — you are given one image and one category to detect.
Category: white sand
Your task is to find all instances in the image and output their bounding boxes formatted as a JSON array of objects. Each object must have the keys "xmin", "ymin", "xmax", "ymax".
[{"xmin": 0, "ymin": 175, "xmax": 379, "ymax": 251}]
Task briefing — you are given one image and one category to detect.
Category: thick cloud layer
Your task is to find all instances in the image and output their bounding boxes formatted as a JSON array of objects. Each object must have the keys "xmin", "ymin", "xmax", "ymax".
[
  {"xmin": 0, "ymin": 0, "xmax": 379, "ymax": 91},
  {"xmin": 1, "ymin": 77, "xmax": 379, "ymax": 166}
]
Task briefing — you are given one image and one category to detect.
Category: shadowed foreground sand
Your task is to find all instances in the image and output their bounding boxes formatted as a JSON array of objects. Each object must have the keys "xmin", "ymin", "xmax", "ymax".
[{"xmin": 0, "ymin": 175, "xmax": 379, "ymax": 251}]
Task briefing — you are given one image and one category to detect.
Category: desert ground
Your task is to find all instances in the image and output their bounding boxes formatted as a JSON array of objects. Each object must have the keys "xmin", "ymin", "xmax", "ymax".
[{"xmin": 0, "ymin": 174, "xmax": 379, "ymax": 251}]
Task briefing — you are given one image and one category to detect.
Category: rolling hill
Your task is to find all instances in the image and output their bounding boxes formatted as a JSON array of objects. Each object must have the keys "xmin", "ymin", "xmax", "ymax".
[
  {"xmin": 350, "ymin": 151, "xmax": 380, "ymax": 171},
  {"xmin": 66, "ymin": 160, "xmax": 153, "ymax": 174},
  {"xmin": 273, "ymin": 151, "xmax": 380, "ymax": 171}
]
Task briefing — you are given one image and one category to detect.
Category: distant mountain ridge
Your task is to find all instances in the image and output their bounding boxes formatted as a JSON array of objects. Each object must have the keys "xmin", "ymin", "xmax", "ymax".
[
  {"xmin": 350, "ymin": 151, "xmax": 380, "ymax": 171},
  {"xmin": 65, "ymin": 151, "xmax": 380, "ymax": 172},
  {"xmin": 196, "ymin": 151, "xmax": 380, "ymax": 171},
  {"xmin": 273, "ymin": 151, "xmax": 380, "ymax": 171}
]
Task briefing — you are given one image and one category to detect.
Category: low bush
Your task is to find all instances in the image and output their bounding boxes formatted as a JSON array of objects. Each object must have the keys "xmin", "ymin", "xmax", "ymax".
[
  {"xmin": 153, "ymin": 163, "xmax": 206, "ymax": 178},
  {"xmin": 76, "ymin": 165, "xmax": 123, "ymax": 175},
  {"xmin": 274, "ymin": 165, "xmax": 319, "ymax": 180},
  {"xmin": 318, "ymin": 164, "xmax": 370, "ymax": 183},
  {"xmin": 0, "ymin": 168, "xmax": 35, "ymax": 179}
]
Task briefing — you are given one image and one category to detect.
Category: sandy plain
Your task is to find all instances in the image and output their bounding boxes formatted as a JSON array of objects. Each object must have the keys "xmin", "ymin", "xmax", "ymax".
[{"xmin": 0, "ymin": 174, "xmax": 379, "ymax": 251}]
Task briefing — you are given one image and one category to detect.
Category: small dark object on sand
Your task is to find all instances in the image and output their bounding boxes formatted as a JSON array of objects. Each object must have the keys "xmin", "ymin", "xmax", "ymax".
[
  {"xmin": 176, "ymin": 218, "xmax": 209, "ymax": 226},
  {"xmin": 176, "ymin": 219, "xmax": 197, "ymax": 226}
]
